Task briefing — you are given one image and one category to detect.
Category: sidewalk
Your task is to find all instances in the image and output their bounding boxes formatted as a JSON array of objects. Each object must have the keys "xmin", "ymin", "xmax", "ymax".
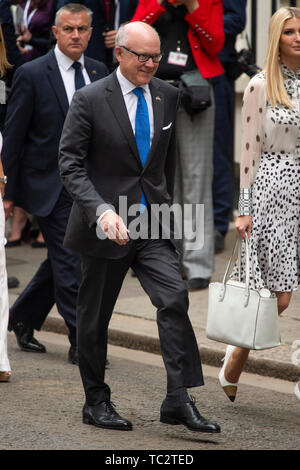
[{"xmin": 6, "ymin": 227, "xmax": 300, "ymax": 382}]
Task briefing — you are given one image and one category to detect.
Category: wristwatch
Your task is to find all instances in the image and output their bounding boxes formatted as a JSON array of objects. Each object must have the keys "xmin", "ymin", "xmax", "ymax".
[{"xmin": 0, "ymin": 175, "xmax": 7, "ymax": 184}]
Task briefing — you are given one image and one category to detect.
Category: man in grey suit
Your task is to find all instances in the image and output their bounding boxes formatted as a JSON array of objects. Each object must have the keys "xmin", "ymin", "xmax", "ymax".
[{"xmin": 59, "ymin": 21, "xmax": 220, "ymax": 433}]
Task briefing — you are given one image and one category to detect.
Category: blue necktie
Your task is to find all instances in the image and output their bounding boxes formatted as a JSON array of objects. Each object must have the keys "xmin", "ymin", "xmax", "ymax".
[
  {"xmin": 132, "ymin": 87, "xmax": 150, "ymax": 212},
  {"xmin": 72, "ymin": 61, "xmax": 85, "ymax": 90}
]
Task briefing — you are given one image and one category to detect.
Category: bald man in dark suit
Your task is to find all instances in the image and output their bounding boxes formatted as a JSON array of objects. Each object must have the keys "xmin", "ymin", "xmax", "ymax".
[{"xmin": 59, "ymin": 20, "xmax": 221, "ymax": 433}]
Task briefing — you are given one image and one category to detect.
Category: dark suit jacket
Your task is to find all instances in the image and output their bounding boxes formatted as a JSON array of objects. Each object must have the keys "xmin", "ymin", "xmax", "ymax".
[
  {"xmin": 59, "ymin": 70, "xmax": 180, "ymax": 259},
  {"xmin": 2, "ymin": 50, "xmax": 108, "ymax": 216}
]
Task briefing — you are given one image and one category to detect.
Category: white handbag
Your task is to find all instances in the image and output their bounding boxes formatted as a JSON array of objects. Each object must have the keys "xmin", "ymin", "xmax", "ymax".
[{"xmin": 206, "ymin": 234, "xmax": 281, "ymax": 350}]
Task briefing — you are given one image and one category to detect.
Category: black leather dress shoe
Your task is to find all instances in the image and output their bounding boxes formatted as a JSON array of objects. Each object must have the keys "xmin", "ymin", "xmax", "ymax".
[
  {"xmin": 187, "ymin": 278, "xmax": 210, "ymax": 291},
  {"xmin": 8, "ymin": 321, "xmax": 46, "ymax": 353},
  {"xmin": 6, "ymin": 239, "xmax": 22, "ymax": 247},
  {"xmin": 7, "ymin": 277, "xmax": 20, "ymax": 289},
  {"xmin": 82, "ymin": 402, "xmax": 132, "ymax": 431},
  {"xmin": 68, "ymin": 345, "xmax": 79, "ymax": 365},
  {"xmin": 160, "ymin": 399, "xmax": 221, "ymax": 433}
]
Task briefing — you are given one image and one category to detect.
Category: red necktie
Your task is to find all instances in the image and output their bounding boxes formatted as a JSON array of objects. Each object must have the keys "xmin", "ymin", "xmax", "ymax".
[{"xmin": 104, "ymin": 0, "xmax": 110, "ymax": 22}]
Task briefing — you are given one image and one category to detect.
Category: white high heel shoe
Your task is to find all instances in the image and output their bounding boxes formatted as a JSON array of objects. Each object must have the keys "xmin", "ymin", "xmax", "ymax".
[
  {"xmin": 218, "ymin": 345, "xmax": 238, "ymax": 402},
  {"xmin": 294, "ymin": 382, "xmax": 300, "ymax": 401}
]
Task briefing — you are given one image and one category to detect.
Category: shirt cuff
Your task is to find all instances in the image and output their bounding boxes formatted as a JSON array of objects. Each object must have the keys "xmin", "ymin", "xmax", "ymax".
[
  {"xmin": 96, "ymin": 209, "xmax": 113, "ymax": 226},
  {"xmin": 238, "ymin": 187, "xmax": 252, "ymax": 216}
]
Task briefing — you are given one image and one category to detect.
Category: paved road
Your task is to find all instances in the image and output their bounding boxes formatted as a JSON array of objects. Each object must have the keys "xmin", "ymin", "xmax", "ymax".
[
  {"xmin": 0, "ymin": 330, "xmax": 299, "ymax": 452},
  {"xmin": 6, "ymin": 232, "xmax": 300, "ymax": 383}
]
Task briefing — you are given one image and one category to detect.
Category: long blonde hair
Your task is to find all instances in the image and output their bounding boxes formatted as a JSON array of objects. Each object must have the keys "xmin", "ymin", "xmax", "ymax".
[
  {"xmin": 0, "ymin": 25, "xmax": 11, "ymax": 78},
  {"xmin": 264, "ymin": 6, "xmax": 300, "ymax": 108}
]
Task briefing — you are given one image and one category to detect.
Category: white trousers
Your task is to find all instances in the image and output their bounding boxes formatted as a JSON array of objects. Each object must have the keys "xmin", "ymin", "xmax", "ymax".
[{"xmin": 0, "ymin": 196, "xmax": 10, "ymax": 371}]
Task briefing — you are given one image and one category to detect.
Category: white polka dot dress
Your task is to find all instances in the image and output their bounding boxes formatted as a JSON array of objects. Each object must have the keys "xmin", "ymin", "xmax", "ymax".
[{"xmin": 233, "ymin": 66, "xmax": 300, "ymax": 292}]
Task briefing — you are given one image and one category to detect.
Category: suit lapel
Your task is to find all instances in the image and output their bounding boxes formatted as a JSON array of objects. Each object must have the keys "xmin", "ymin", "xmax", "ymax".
[
  {"xmin": 106, "ymin": 72, "xmax": 141, "ymax": 166},
  {"xmin": 143, "ymin": 80, "xmax": 164, "ymax": 171},
  {"xmin": 105, "ymin": 73, "xmax": 165, "ymax": 169},
  {"xmin": 46, "ymin": 50, "xmax": 69, "ymax": 118},
  {"xmin": 85, "ymin": 59, "xmax": 102, "ymax": 83}
]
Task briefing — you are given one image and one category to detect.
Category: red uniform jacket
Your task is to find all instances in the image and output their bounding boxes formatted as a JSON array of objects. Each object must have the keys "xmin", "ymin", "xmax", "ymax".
[{"xmin": 131, "ymin": 0, "xmax": 225, "ymax": 79}]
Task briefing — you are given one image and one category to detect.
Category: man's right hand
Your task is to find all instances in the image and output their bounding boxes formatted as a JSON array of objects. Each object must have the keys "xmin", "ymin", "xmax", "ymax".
[
  {"xmin": 4, "ymin": 200, "xmax": 14, "ymax": 220},
  {"xmin": 99, "ymin": 211, "xmax": 130, "ymax": 246},
  {"xmin": 102, "ymin": 29, "xmax": 117, "ymax": 49}
]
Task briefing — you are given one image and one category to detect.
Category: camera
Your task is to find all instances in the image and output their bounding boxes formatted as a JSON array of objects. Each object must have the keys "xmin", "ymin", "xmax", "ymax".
[
  {"xmin": 226, "ymin": 35, "xmax": 261, "ymax": 81},
  {"xmin": 235, "ymin": 48, "xmax": 261, "ymax": 78}
]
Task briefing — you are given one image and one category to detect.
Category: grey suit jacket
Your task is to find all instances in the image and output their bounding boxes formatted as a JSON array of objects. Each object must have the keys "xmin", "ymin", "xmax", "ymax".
[{"xmin": 59, "ymin": 70, "xmax": 180, "ymax": 259}]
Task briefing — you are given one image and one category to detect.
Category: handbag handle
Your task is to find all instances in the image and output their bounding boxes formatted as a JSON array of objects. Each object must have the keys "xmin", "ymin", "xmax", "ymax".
[{"xmin": 219, "ymin": 234, "xmax": 250, "ymax": 307}]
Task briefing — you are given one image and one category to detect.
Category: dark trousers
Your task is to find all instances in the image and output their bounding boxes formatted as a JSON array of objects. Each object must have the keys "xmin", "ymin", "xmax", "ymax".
[
  {"xmin": 77, "ymin": 238, "xmax": 204, "ymax": 405},
  {"xmin": 9, "ymin": 188, "xmax": 81, "ymax": 346},
  {"xmin": 211, "ymin": 73, "xmax": 234, "ymax": 235}
]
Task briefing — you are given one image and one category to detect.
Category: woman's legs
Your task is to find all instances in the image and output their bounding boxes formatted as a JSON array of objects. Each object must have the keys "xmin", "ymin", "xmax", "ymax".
[
  {"xmin": 225, "ymin": 347, "xmax": 250, "ymax": 383},
  {"xmin": 7, "ymin": 207, "xmax": 28, "ymax": 242}
]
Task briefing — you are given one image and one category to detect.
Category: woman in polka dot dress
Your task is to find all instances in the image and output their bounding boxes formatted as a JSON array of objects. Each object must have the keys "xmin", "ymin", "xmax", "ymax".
[{"xmin": 218, "ymin": 7, "xmax": 300, "ymax": 403}]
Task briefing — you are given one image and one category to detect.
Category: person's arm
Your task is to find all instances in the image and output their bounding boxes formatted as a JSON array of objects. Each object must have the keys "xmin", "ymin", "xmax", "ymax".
[
  {"xmin": 133, "ymin": 0, "xmax": 224, "ymax": 56},
  {"xmin": 184, "ymin": 0, "xmax": 224, "ymax": 56},
  {"xmin": 0, "ymin": 0, "xmax": 25, "ymax": 77},
  {"xmin": 222, "ymin": 0, "xmax": 247, "ymax": 36},
  {"xmin": 236, "ymin": 75, "xmax": 265, "ymax": 238},
  {"xmin": 0, "ymin": 157, "xmax": 5, "ymax": 199},
  {"xmin": 58, "ymin": 89, "xmax": 129, "ymax": 245},
  {"xmin": 131, "ymin": 0, "xmax": 166, "ymax": 24},
  {"xmin": 17, "ymin": 27, "xmax": 55, "ymax": 55},
  {"xmin": 2, "ymin": 66, "xmax": 34, "ymax": 206}
]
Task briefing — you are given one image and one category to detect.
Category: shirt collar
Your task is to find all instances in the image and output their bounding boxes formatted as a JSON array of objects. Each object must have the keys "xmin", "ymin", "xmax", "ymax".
[
  {"xmin": 54, "ymin": 45, "xmax": 85, "ymax": 71},
  {"xmin": 280, "ymin": 62, "xmax": 300, "ymax": 81},
  {"xmin": 280, "ymin": 62, "xmax": 300, "ymax": 98},
  {"xmin": 116, "ymin": 66, "xmax": 150, "ymax": 96}
]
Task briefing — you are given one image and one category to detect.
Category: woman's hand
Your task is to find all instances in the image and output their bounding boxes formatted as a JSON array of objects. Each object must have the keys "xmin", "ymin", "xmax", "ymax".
[
  {"xmin": 17, "ymin": 26, "xmax": 32, "ymax": 45},
  {"xmin": 235, "ymin": 215, "xmax": 252, "ymax": 240},
  {"xmin": 166, "ymin": 0, "xmax": 199, "ymax": 12}
]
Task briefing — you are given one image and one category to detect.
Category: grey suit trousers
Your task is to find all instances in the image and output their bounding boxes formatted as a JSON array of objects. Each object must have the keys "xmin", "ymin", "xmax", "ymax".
[
  {"xmin": 77, "ymin": 238, "xmax": 204, "ymax": 405},
  {"xmin": 174, "ymin": 98, "xmax": 215, "ymax": 281}
]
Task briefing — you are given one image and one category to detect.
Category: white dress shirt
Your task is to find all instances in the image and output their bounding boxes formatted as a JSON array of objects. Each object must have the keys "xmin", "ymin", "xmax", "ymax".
[
  {"xmin": 116, "ymin": 66, "xmax": 154, "ymax": 143},
  {"xmin": 54, "ymin": 45, "xmax": 91, "ymax": 104}
]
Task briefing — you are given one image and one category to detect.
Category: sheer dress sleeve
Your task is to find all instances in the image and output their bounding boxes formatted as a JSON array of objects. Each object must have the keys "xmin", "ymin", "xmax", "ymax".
[{"xmin": 238, "ymin": 74, "xmax": 266, "ymax": 216}]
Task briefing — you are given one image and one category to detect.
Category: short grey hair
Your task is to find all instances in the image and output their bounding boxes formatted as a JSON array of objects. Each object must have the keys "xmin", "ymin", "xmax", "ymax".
[
  {"xmin": 115, "ymin": 22, "xmax": 130, "ymax": 47},
  {"xmin": 55, "ymin": 3, "xmax": 93, "ymax": 27}
]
